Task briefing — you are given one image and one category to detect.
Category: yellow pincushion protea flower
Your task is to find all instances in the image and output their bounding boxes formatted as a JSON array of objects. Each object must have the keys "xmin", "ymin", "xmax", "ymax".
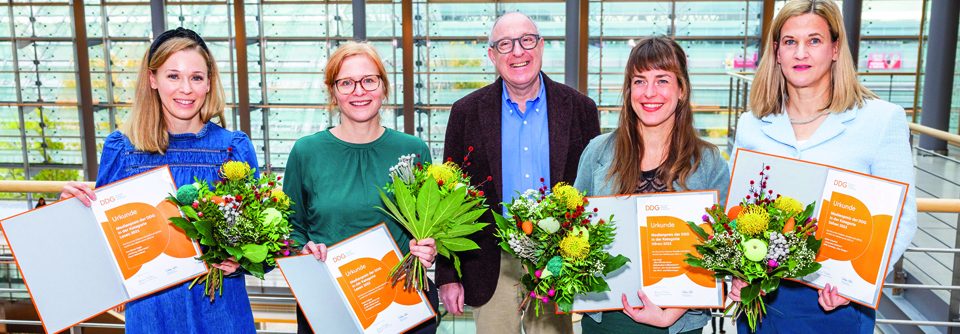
[
  {"xmin": 426, "ymin": 161, "xmax": 460, "ymax": 189},
  {"xmin": 737, "ymin": 205, "xmax": 770, "ymax": 236},
  {"xmin": 553, "ymin": 182, "xmax": 584, "ymax": 210},
  {"xmin": 271, "ymin": 189, "xmax": 290, "ymax": 206},
  {"xmin": 774, "ymin": 196, "xmax": 803, "ymax": 215},
  {"xmin": 560, "ymin": 234, "xmax": 590, "ymax": 261},
  {"xmin": 221, "ymin": 161, "xmax": 251, "ymax": 180}
]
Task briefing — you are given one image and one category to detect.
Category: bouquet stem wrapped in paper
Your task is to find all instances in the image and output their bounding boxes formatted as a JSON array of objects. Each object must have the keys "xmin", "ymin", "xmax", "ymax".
[
  {"xmin": 377, "ymin": 150, "xmax": 489, "ymax": 291},
  {"xmin": 168, "ymin": 161, "xmax": 299, "ymax": 302},
  {"xmin": 684, "ymin": 164, "xmax": 822, "ymax": 331}
]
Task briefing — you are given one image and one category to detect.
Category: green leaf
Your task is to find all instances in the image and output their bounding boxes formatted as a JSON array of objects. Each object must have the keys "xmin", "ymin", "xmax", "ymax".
[
  {"xmin": 244, "ymin": 262, "xmax": 265, "ymax": 279},
  {"xmin": 451, "ymin": 208, "xmax": 486, "ymax": 225},
  {"xmin": 807, "ymin": 235, "xmax": 823, "ymax": 251},
  {"xmin": 602, "ymin": 254, "xmax": 630, "ymax": 275},
  {"xmin": 684, "ymin": 258, "xmax": 704, "ymax": 268},
  {"xmin": 415, "ymin": 176, "xmax": 442, "ymax": 237},
  {"xmin": 377, "ymin": 189, "xmax": 408, "ymax": 227},
  {"xmin": 195, "ymin": 219, "xmax": 214, "ymax": 239},
  {"xmin": 761, "ymin": 277, "xmax": 780, "ymax": 294},
  {"xmin": 200, "ymin": 236, "xmax": 217, "ymax": 246},
  {"xmin": 453, "ymin": 254, "xmax": 462, "ymax": 277},
  {"xmin": 741, "ymin": 282, "xmax": 761, "ymax": 303},
  {"xmin": 557, "ymin": 299, "xmax": 573, "ymax": 313},
  {"xmin": 440, "ymin": 237, "xmax": 480, "ymax": 252},
  {"xmin": 793, "ymin": 262, "xmax": 822, "ymax": 278},
  {"xmin": 693, "ymin": 245, "xmax": 712, "ymax": 257},
  {"xmin": 435, "ymin": 223, "xmax": 487, "ymax": 239},
  {"xmin": 685, "ymin": 221, "xmax": 710, "ymax": 241},
  {"xmin": 180, "ymin": 205, "xmax": 200, "ymax": 221},
  {"xmin": 168, "ymin": 217, "xmax": 200, "ymax": 239},
  {"xmin": 242, "ymin": 244, "xmax": 269, "ymax": 263},
  {"xmin": 494, "ymin": 214, "xmax": 514, "ymax": 230},
  {"xmin": 436, "ymin": 245, "xmax": 451, "ymax": 259},
  {"xmin": 429, "ymin": 186, "xmax": 469, "ymax": 233},
  {"xmin": 590, "ymin": 279, "xmax": 611, "ymax": 293},
  {"xmin": 393, "ymin": 179, "xmax": 419, "ymax": 233},
  {"xmin": 167, "ymin": 195, "xmax": 183, "ymax": 207},
  {"xmin": 224, "ymin": 245, "xmax": 244, "ymax": 259}
]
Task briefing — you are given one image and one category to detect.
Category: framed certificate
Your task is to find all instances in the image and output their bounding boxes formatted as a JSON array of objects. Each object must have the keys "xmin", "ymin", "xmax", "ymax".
[
  {"xmin": 570, "ymin": 190, "xmax": 724, "ymax": 313},
  {"xmin": 0, "ymin": 166, "xmax": 206, "ymax": 334},
  {"xmin": 727, "ymin": 149, "xmax": 909, "ymax": 308},
  {"xmin": 276, "ymin": 223, "xmax": 435, "ymax": 334}
]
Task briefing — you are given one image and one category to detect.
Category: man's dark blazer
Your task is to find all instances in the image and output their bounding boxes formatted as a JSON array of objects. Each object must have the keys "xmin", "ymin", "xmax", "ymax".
[{"xmin": 435, "ymin": 73, "xmax": 601, "ymax": 307}]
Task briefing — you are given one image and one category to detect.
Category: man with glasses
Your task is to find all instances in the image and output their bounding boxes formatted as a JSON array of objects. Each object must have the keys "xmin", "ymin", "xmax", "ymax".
[{"xmin": 435, "ymin": 11, "xmax": 600, "ymax": 334}]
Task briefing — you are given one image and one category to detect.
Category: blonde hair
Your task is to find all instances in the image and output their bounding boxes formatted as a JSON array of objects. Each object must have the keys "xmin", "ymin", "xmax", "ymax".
[
  {"xmin": 606, "ymin": 36, "xmax": 713, "ymax": 195},
  {"xmin": 324, "ymin": 41, "xmax": 390, "ymax": 109},
  {"xmin": 750, "ymin": 0, "xmax": 877, "ymax": 118},
  {"xmin": 124, "ymin": 37, "xmax": 226, "ymax": 153}
]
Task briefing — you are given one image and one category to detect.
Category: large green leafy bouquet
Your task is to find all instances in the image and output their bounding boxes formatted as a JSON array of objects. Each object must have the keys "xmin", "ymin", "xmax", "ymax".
[
  {"xmin": 377, "ymin": 151, "xmax": 490, "ymax": 292},
  {"xmin": 494, "ymin": 182, "xmax": 629, "ymax": 315},
  {"xmin": 684, "ymin": 164, "xmax": 822, "ymax": 331},
  {"xmin": 168, "ymin": 161, "xmax": 299, "ymax": 302}
]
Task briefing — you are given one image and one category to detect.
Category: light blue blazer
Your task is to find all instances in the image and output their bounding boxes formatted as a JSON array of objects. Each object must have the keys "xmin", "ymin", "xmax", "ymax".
[{"xmin": 732, "ymin": 97, "xmax": 917, "ymax": 270}]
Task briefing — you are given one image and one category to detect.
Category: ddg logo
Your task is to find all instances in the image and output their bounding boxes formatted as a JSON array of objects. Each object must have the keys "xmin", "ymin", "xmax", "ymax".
[{"xmin": 99, "ymin": 196, "xmax": 116, "ymax": 206}]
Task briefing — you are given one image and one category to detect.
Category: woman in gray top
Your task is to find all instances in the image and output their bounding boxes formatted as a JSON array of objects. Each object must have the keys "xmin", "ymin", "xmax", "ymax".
[{"xmin": 573, "ymin": 36, "xmax": 730, "ymax": 334}]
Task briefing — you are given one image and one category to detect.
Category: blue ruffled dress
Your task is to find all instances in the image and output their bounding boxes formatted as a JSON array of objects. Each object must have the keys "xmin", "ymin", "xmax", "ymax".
[{"xmin": 96, "ymin": 122, "xmax": 259, "ymax": 334}]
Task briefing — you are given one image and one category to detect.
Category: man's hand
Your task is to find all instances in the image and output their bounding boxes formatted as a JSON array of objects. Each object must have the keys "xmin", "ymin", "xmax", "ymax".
[{"xmin": 439, "ymin": 283, "xmax": 465, "ymax": 315}]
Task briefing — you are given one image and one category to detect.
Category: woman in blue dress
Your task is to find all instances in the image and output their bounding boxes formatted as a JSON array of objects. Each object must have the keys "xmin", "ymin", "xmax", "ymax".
[
  {"xmin": 60, "ymin": 28, "xmax": 259, "ymax": 333},
  {"xmin": 729, "ymin": 0, "xmax": 916, "ymax": 333}
]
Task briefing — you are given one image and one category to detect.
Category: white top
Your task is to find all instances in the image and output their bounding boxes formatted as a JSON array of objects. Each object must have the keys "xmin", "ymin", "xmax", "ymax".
[{"xmin": 797, "ymin": 139, "xmax": 808, "ymax": 147}]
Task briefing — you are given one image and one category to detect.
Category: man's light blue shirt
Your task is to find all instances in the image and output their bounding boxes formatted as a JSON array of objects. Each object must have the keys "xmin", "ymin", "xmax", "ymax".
[{"xmin": 501, "ymin": 73, "xmax": 550, "ymax": 211}]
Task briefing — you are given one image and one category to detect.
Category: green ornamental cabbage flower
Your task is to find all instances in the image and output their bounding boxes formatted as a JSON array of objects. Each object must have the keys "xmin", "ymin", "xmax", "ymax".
[
  {"xmin": 743, "ymin": 239, "xmax": 768, "ymax": 262},
  {"xmin": 537, "ymin": 217, "xmax": 560, "ymax": 233}
]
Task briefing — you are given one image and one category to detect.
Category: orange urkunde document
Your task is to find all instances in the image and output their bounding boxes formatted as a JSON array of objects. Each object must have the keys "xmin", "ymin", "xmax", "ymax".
[
  {"xmin": 277, "ymin": 223, "xmax": 435, "ymax": 334},
  {"xmin": 0, "ymin": 166, "xmax": 206, "ymax": 334},
  {"xmin": 727, "ymin": 149, "xmax": 909, "ymax": 308},
  {"xmin": 569, "ymin": 191, "xmax": 724, "ymax": 313}
]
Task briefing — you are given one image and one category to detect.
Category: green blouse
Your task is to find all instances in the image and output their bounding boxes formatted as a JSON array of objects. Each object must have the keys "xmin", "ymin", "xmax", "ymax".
[{"xmin": 283, "ymin": 128, "xmax": 432, "ymax": 254}]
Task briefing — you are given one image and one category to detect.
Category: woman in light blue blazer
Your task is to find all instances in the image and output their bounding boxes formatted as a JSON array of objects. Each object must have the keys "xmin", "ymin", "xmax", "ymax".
[
  {"xmin": 729, "ymin": 0, "xmax": 916, "ymax": 333},
  {"xmin": 574, "ymin": 36, "xmax": 730, "ymax": 334}
]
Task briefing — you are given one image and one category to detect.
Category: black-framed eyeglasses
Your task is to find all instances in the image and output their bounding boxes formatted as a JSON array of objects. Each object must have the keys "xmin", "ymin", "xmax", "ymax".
[
  {"xmin": 334, "ymin": 75, "xmax": 382, "ymax": 95},
  {"xmin": 490, "ymin": 34, "xmax": 541, "ymax": 54}
]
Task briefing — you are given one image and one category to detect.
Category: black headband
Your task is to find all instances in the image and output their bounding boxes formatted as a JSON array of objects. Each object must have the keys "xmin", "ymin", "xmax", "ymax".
[{"xmin": 148, "ymin": 27, "xmax": 209, "ymax": 62}]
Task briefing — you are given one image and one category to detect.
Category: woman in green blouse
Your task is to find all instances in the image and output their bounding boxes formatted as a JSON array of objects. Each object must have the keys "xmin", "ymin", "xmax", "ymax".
[{"xmin": 282, "ymin": 41, "xmax": 439, "ymax": 334}]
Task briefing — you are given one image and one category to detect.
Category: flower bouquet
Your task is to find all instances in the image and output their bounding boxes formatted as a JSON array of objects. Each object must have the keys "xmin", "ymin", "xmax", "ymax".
[
  {"xmin": 167, "ymin": 161, "xmax": 299, "ymax": 302},
  {"xmin": 377, "ymin": 150, "xmax": 490, "ymax": 292},
  {"xmin": 684, "ymin": 164, "xmax": 822, "ymax": 331},
  {"xmin": 493, "ymin": 181, "xmax": 630, "ymax": 315}
]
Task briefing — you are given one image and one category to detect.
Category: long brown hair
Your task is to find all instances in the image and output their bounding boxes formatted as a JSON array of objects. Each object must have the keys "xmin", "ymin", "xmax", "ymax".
[
  {"xmin": 605, "ymin": 36, "xmax": 713, "ymax": 195},
  {"xmin": 124, "ymin": 36, "xmax": 226, "ymax": 153},
  {"xmin": 750, "ymin": 0, "xmax": 877, "ymax": 118}
]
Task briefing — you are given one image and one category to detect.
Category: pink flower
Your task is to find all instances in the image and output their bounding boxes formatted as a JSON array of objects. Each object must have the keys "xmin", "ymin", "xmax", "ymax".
[
  {"xmin": 768, "ymin": 259, "xmax": 778, "ymax": 267},
  {"xmin": 198, "ymin": 212, "xmax": 203, "ymax": 217},
  {"xmin": 542, "ymin": 297, "xmax": 549, "ymax": 303},
  {"xmin": 708, "ymin": 235, "xmax": 714, "ymax": 240},
  {"xmin": 530, "ymin": 291, "xmax": 537, "ymax": 297},
  {"xmin": 548, "ymin": 289, "xmax": 555, "ymax": 297},
  {"xmin": 535, "ymin": 270, "xmax": 542, "ymax": 278},
  {"xmin": 284, "ymin": 250, "xmax": 290, "ymax": 256}
]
